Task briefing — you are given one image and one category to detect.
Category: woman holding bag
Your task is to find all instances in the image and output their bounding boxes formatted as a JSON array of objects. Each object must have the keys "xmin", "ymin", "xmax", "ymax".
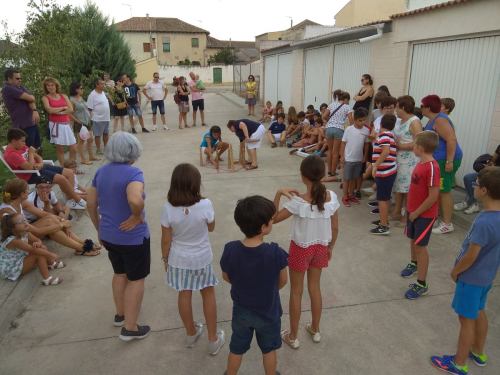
[
  {"xmin": 245, "ymin": 75, "xmax": 257, "ymax": 116},
  {"xmin": 111, "ymin": 78, "xmax": 129, "ymax": 132}
]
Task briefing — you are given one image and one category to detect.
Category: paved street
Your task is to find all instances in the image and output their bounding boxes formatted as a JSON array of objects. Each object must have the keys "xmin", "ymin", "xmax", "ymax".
[{"xmin": 0, "ymin": 89, "xmax": 498, "ymax": 375}]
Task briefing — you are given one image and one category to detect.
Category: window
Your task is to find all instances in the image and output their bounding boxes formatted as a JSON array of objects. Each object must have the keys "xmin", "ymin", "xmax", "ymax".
[
  {"xmin": 163, "ymin": 42, "xmax": 171, "ymax": 52},
  {"xmin": 191, "ymin": 38, "xmax": 199, "ymax": 48},
  {"xmin": 143, "ymin": 43, "xmax": 151, "ymax": 52}
]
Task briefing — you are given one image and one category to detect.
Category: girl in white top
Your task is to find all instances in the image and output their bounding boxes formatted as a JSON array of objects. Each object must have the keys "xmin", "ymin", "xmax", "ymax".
[
  {"xmin": 273, "ymin": 155, "xmax": 340, "ymax": 349},
  {"xmin": 161, "ymin": 163, "xmax": 224, "ymax": 355}
]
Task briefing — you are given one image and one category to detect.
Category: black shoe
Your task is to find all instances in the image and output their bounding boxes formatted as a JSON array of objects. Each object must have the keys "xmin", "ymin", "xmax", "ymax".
[
  {"xmin": 271, "ymin": 143, "xmax": 277, "ymax": 148},
  {"xmin": 355, "ymin": 190, "xmax": 362, "ymax": 199},
  {"xmin": 142, "ymin": 128, "xmax": 150, "ymax": 133},
  {"xmin": 371, "ymin": 220, "xmax": 381, "ymax": 226},
  {"xmin": 119, "ymin": 324, "xmax": 151, "ymax": 341},
  {"xmin": 368, "ymin": 200, "xmax": 378, "ymax": 207},
  {"xmin": 371, "ymin": 208, "xmax": 380, "ymax": 214},
  {"xmin": 114, "ymin": 314, "xmax": 125, "ymax": 327},
  {"xmin": 131, "ymin": 128, "xmax": 137, "ymax": 134},
  {"xmin": 370, "ymin": 225, "xmax": 390, "ymax": 235}
]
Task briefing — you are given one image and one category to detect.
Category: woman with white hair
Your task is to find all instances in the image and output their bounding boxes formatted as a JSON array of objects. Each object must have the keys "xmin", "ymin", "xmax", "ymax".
[{"xmin": 87, "ymin": 131, "xmax": 151, "ymax": 342}]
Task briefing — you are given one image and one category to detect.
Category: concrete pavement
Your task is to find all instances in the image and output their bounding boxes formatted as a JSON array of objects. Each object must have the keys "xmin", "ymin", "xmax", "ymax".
[{"xmin": 0, "ymin": 90, "xmax": 498, "ymax": 375}]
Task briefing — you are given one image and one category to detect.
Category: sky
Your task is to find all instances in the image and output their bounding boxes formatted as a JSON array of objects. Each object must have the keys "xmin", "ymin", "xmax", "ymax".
[{"xmin": 1, "ymin": 0, "xmax": 350, "ymax": 41}]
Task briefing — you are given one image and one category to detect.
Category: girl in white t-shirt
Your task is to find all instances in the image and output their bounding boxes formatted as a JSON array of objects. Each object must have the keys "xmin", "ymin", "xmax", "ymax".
[
  {"xmin": 273, "ymin": 155, "xmax": 340, "ymax": 349},
  {"xmin": 161, "ymin": 163, "xmax": 224, "ymax": 355}
]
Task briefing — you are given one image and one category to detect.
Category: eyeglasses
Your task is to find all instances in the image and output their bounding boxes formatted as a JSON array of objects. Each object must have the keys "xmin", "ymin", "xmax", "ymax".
[
  {"xmin": 153, "ymin": 76, "xmax": 159, "ymax": 79},
  {"xmin": 15, "ymin": 77, "xmax": 22, "ymax": 81}
]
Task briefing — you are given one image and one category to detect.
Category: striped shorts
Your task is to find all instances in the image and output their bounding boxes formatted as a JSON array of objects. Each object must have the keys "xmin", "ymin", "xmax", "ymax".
[{"xmin": 165, "ymin": 264, "xmax": 218, "ymax": 291}]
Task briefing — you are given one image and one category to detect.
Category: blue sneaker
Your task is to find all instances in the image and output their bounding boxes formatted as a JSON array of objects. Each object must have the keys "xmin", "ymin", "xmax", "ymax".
[
  {"xmin": 431, "ymin": 355, "xmax": 468, "ymax": 375},
  {"xmin": 405, "ymin": 282, "xmax": 428, "ymax": 300},
  {"xmin": 400, "ymin": 262, "xmax": 417, "ymax": 278},
  {"xmin": 469, "ymin": 351, "xmax": 488, "ymax": 367}
]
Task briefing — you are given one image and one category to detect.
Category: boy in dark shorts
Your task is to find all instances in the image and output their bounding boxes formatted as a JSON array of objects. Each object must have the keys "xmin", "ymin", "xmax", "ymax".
[
  {"xmin": 431, "ymin": 166, "xmax": 500, "ymax": 375},
  {"xmin": 401, "ymin": 131, "xmax": 440, "ymax": 299},
  {"xmin": 221, "ymin": 195, "xmax": 288, "ymax": 375}
]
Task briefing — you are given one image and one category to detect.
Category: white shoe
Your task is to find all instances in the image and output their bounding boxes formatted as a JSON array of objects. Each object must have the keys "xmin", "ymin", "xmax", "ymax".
[
  {"xmin": 208, "ymin": 330, "xmax": 225, "ymax": 356},
  {"xmin": 454, "ymin": 201, "xmax": 468, "ymax": 211},
  {"xmin": 432, "ymin": 222, "xmax": 454, "ymax": 234},
  {"xmin": 368, "ymin": 192, "xmax": 377, "ymax": 200},
  {"xmin": 163, "ymin": 125, "xmax": 170, "ymax": 131},
  {"xmin": 185, "ymin": 322, "xmax": 204, "ymax": 348},
  {"xmin": 464, "ymin": 203, "xmax": 480, "ymax": 215},
  {"xmin": 66, "ymin": 199, "xmax": 86, "ymax": 210},
  {"xmin": 361, "ymin": 187, "xmax": 375, "ymax": 195},
  {"xmin": 152, "ymin": 125, "xmax": 158, "ymax": 131},
  {"xmin": 305, "ymin": 323, "xmax": 321, "ymax": 343}
]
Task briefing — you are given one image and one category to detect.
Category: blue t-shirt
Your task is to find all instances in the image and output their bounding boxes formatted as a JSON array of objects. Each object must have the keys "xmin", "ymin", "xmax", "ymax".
[
  {"xmin": 200, "ymin": 132, "xmax": 218, "ymax": 148},
  {"xmin": 92, "ymin": 163, "xmax": 150, "ymax": 245},
  {"xmin": 235, "ymin": 119, "xmax": 261, "ymax": 142},
  {"xmin": 269, "ymin": 121, "xmax": 286, "ymax": 134},
  {"xmin": 424, "ymin": 113, "xmax": 463, "ymax": 161},
  {"xmin": 124, "ymin": 83, "xmax": 140, "ymax": 105},
  {"xmin": 220, "ymin": 241, "xmax": 288, "ymax": 321},
  {"xmin": 455, "ymin": 211, "xmax": 500, "ymax": 287}
]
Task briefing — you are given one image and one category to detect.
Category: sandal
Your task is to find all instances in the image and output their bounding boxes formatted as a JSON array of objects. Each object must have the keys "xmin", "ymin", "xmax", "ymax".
[
  {"xmin": 75, "ymin": 169, "xmax": 85, "ymax": 175},
  {"xmin": 75, "ymin": 239, "xmax": 100, "ymax": 256},
  {"xmin": 80, "ymin": 160, "xmax": 93, "ymax": 165},
  {"xmin": 41, "ymin": 276, "xmax": 63, "ymax": 286},
  {"xmin": 89, "ymin": 157, "xmax": 101, "ymax": 161},
  {"xmin": 281, "ymin": 329, "xmax": 300, "ymax": 349},
  {"xmin": 246, "ymin": 165, "xmax": 258, "ymax": 170},
  {"xmin": 48, "ymin": 260, "xmax": 66, "ymax": 270}
]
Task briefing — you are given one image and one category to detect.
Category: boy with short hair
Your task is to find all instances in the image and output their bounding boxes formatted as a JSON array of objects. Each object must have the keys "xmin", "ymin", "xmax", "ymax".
[
  {"xmin": 401, "ymin": 131, "xmax": 440, "ymax": 299},
  {"xmin": 370, "ymin": 114, "xmax": 397, "ymax": 235},
  {"xmin": 266, "ymin": 113, "xmax": 287, "ymax": 148},
  {"xmin": 371, "ymin": 96, "xmax": 400, "ymax": 139},
  {"xmin": 286, "ymin": 111, "xmax": 309, "ymax": 147},
  {"xmin": 441, "ymin": 97, "xmax": 455, "ymax": 115},
  {"xmin": 221, "ymin": 195, "xmax": 288, "ymax": 375},
  {"xmin": 340, "ymin": 108, "xmax": 370, "ymax": 207},
  {"xmin": 431, "ymin": 166, "xmax": 500, "ymax": 375}
]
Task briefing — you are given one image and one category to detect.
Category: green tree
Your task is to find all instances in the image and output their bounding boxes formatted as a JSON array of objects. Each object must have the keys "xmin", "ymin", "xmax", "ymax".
[{"xmin": 208, "ymin": 47, "xmax": 235, "ymax": 65}]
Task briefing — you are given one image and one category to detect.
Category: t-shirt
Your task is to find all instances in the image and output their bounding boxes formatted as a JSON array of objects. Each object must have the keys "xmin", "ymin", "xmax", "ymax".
[
  {"xmin": 235, "ymin": 119, "xmax": 260, "ymax": 142},
  {"xmin": 1, "ymin": 84, "xmax": 34, "ymax": 129},
  {"xmin": 160, "ymin": 199, "xmax": 215, "ymax": 270},
  {"xmin": 269, "ymin": 121, "xmax": 286, "ymax": 134},
  {"xmin": 407, "ymin": 160, "xmax": 440, "ymax": 218},
  {"xmin": 145, "ymin": 80, "xmax": 166, "ymax": 101},
  {"xmin": 92, "ymin": 163, "xmax": 149, "ymax": 245},
  {"xmin": 373, "ymin": 131, "xmax": 397, "ymax": 177},
  {"xmin": 326, "ymin": 102, "xmax": 350, "ymax": 129},
  {"xmin": 455, "ymin": 211, "xmax": 500, "ymax": 287},
  {"xmin": 3, "ymin": 145, "xmax": 31, "ymax": 181},
  {"xmin": 220, "ymin": 241, "xmax": 288, "ymax": 321},
  {"xmin": 24, "ymin": 191, "xmax": 58, "ymax": 222},
  {"xmin": 86, "ymin": 90, "xmax": 110, "ymax": 122},
  {"xmin": 70, "ymin": 96, "xmax": 91, "ymax": 125},
  {"xmin": 342, "ymin": 125, "xmax": 370, "ymax": 162},
  {"xmin": 200, "ymin": 132, "xmax": 218, "ymax": 148},
  {"xmin": 188, "ymin": 80, "xmax": 203, "ymax": 101},
  {"xmin": 124, "ymin": 83, "xmax": 140, "ymax": 105},
  {"xmin": 373, "ymin": 115, "xmax": 401, "ymax": 134}
]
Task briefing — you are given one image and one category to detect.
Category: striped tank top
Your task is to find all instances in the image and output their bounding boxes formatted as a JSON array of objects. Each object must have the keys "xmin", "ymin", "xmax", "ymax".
[{"xmin": 373, "ymin": 131, "xmax": 397, "ymax": 177}]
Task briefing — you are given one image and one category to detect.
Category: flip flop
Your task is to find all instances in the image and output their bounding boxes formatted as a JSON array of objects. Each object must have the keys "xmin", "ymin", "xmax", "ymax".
[
  {"xmin": 246, "ymin": 165, "xmax": 258, "ymax": 170},
  {"xmin": 80, "ymin": 161, "xmax": 93, "ymax": 165}
]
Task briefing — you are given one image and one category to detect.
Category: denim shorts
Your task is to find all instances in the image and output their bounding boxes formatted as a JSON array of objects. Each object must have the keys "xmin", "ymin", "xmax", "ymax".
[
  {"xmin": 375, "ymin": 173, "xmax": 397, "ymax": 201},
  {"xmin": 127, "ymin": 103, "xmax": 143, "ymax": 117},
  {"xmin": 151, "ymin": 100, "xmax": 165, "ymax": 115},
  {"xmin": 27, "ymin": 164, "xmax": 64, "ymax": 184},
  {"xmin": 452, "ymin": 280, "xmax": 492, "ymax": 319},
  {"xmin": 229, "ymin": 304, "xmax": 281, "ymax": 354},
  {"xmin": 325, "ymin": 127, "xmax": 344, "ymax": 140}
]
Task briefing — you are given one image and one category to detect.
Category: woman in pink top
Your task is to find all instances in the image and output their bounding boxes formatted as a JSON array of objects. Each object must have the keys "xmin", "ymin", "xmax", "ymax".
[{"xmin": 41, "ymin": 77, "xmax": 77, "ymax": 166}]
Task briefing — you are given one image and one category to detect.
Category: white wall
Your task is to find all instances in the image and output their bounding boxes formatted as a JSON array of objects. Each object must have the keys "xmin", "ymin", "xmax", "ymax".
[
  {"xmin": 408, "ymin": 0, "xmax": 448, "ymax": 11},
  {"xmin": 157, "ymin": 65, "xmax": 234, "ymax": 84}
]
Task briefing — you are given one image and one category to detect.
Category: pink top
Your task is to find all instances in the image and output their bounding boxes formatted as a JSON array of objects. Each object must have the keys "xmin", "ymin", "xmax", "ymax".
[
  {"xmin": 188, "ymin": 80, "xmax": 203, "ymax": 101},
  {"xmin": 47, "ymin": 95, "xmax": 70, "ymax": 123}
]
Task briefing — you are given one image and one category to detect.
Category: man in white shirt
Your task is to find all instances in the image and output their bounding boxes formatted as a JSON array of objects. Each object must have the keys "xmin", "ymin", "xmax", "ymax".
[
  {"xmin": 188, "ymin": 71, "xmax": 206, "ymax": 127},
  {"xmin": 87, "ymin": 78, "xmax": 111, "ymax": 153},
  {"xmin": 142, "ymin": 72, "xmax": 168, "ymax": 131}
]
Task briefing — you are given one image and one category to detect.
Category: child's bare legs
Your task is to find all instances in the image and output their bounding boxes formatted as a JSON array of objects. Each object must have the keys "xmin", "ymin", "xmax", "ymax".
[
  {"xmin": 266, "ymin": 131, "xmax": 277, "ymax": 146},
  {"xmin": 326, "ymin": 138, "xmax": 335, "ymax": 173},
  {"xmin": 415, "ymin": 245, "xmax": 429, "ymax": 282},
  {"xmin": 227, "ymin": 353, "xmax": 243, "ymax": 375},
  {"xmin": 379, "ymin": 200, "xmax": 390, "ymax": 227},
  {"xmin": 55, "ymin": 144, "xmax": 65, "ymax": 166},
  {"xmin": 128, "ymin": 115, "xmax": 135, "ymax": 132},
  {"xmin": 355, "ymin": 176, "xmax": 362, "ymax": 191},
  {"xmin": 22, "ymin": 254, "xmax": 49, "ymax": 279},
  {"xmin": 178, "ymin": 290, "xmax": 197, "ymax": 336},
  {"xmin": 200, "ymin": 286, "xmax": 217, "ymax": 342},
  {"xmin": 53, "ymin": 173, "xmax": 79, "ymax": 202},
  {"xmin": 68, "ymin": 144, "xmax": 77, "ymax": 163},
  {"xmin": 472, "ymin": 311, "xmax": 488, "ymax": 356},
  {"xmin": 307, "ymin": 267, "xmax": 322, "ymax": 333},
  {"xmin": 455, "ymin": 316, "xmax": 477, "ymax": 366},
  {"xmin": 391, "ymin": 192, "xmax": 405, "ymax": 220},
  {"xmin": 280, "ymin": 131, "xmax": 286, "ymax": 145},
  {"xmin": 331, "ymin": 139, "xmax": 342, "ymax": 175},
  {"xmin": 343, "ymin": 178, "xmax": 350, "ymax": 198},
  {"xmin": 410, "ymin": 240, "xmax": 417, "ymax": 263},
  {"xmin": 288, "ymin": 269, "xmax": 305, "ymax": 340},
  {"xmin": 263, "ymin": 350, "xmax": 277, "ymax": 375}
]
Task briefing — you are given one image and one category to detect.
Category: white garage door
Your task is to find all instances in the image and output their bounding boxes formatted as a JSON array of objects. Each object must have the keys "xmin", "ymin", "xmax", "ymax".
[
  {"xmin": 304, "ymin": 46, "xmax": 333, "ymax": 107},
  {"xmin": 332, "ymin": 41, "xmax": 372, "ymax": 104},
  {"xmin": 264, "ymin": 55, "xmax": 278, "ymax": 104},
  {"xmin": 277, "ymin": 53, "xmax": 293, "ymax": 107},
  {"xmin": 409, "ymin": 36, "xmax": 500, "ymax": 184}
]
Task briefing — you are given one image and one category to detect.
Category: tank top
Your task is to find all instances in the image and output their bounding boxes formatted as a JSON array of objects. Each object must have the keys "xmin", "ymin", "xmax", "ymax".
[
  {"xmin": 352, "ymin": 87, "xmax": 372, "ymax": 110},
  {"xmin": 424, "ymin": 113, "xmax": 463, "ymax": 161},
  {"xmin": 0, "ymin": 203, "xmax": 25, "ymax": 219},
  {"xmin": 47, "ymin": 95, "xmax": 70, "ymax": 123}
]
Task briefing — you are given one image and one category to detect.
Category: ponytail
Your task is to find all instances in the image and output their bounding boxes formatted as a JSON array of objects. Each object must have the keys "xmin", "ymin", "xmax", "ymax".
[
  {"xmin": 300, "ymin": 155, "xmax": 327, "ymax": 212},
  {"xmin": 310, "ymin": 180, "xmax": 327, "ymax": 212},
  {"xmin": 1, "ymin": 214, "xmax": 16, "ymax": 241},
  {"xmin": 2, "ymin": 191, "xmax": 12, "ymax": 203}
]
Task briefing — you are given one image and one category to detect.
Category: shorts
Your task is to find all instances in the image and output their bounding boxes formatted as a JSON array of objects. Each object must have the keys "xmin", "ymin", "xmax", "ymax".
[
  {"xmin": 288, "ymin": 241, "xmax": 329, "ymax": 273},
  {"xmin": 23, "ymin": 125, "xmax": 41, "ymax": 149},
  {"xmin": 343, "ymin": 161, "xmax": 363, "ymax": 181},
  {"xmin": 27, "ymin": 164, "xmax": 64, "ymax": 184},
  {"xmin": 246, "ymin": 124, "xmax": 266, "ymax": 150},
  {"xmin": 272, "ymin": 132, "xmax": 283, "ymax": 141},
  {"xmin": 102, "ymin": 237, "xmax": 151, "ymax": 281},
  {"xmin": 229, "ymin": 304, "xmax": 281, "ymax": 355},
  {"xmin": 325, "ymin": 127, "xmax": 344, "ymax": 140},
  {"xmin": 245, "ymin": 97, "xmax": 256, "ymax": 106},
  {"xmin": 92, "ymin": 121, "xmax": 110, "ymax": 137},
  {"xmin": 405, "ymin": 217, "xmax": 436, "ymax": 246},
  {"xmin": 165, "ymin": 264, "xmax": 218, "ymax": 291},
  {"xmin": 375, "ymin": 173, "xmax": 397, "ymax": 201},
  {"xmin": 437, "ymin": 159, "xmax": 462, "ymax": 193},
  {"xmin": 127, "ymin": 103, "xmax": 143, "ymax": 117},
  {"xmin": 452, "ymin": 280, "xmax": 492, "ymax": 319},
  {"xmin": 151, "ymin": 100, "xmax": 165, "ymax": 115},
  {"xmin": 178, "ymin": 101, "xmax": 190, "ymax": 113},
  {"xmin": 192, "ymin": 99, "xmax": 204, "ymax": 111}
]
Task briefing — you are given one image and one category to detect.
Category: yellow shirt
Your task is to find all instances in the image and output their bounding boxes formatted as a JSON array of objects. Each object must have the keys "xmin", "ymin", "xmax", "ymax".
[{"xmin": 245, "ymin": 81, "xmax": 257, "ymax": 96}]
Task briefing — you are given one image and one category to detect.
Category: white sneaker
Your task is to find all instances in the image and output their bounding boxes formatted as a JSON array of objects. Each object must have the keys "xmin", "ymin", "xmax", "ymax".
[
  {"xmin": 464, "ymin": 203, "xmax": 480, "ymax": 215},
  {"xmin": 361, "ymin": 187, "xmax": 375, "ymax": 195},
  {"xmin": 454, "ymin": 201, "xmax": 468, "ymax": 211},
  {"xmin": 432, "ymin": 222, "xmax": 454, "ymax": 234},
  {"xmin": 208, "ymin": 330, "xmax": 225, "ymax": 356},
  {"xmin": 66, "ymin": 199, "xmax": 86, "ymax": 210},
  {"xmin": 185, "ymin": 322, "xmax": 204, "ymax": 348},
  {"xmin": 305, "ymin": 323, "xmax": 321, "ymax": 343},
  {"xmin": 152, "ymin": 125, "xmax": 158, "ymax": 131},
  {"xmin": 368, "ymin": 192, "xmax": 377, "ymax": 200},
  {"xmin": 163, "ymin": 125, "xmax": 170, "ymax": 131}
]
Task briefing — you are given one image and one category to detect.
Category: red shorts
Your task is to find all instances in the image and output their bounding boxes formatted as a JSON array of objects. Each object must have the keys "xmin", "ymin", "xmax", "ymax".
[{"xmin": 288, "ymin": 241, "xmax": 329, "ymax": 272}]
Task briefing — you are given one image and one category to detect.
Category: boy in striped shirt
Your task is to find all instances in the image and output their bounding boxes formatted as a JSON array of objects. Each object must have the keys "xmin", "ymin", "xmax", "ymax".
[{"xmin": 370, "ymin": 114, "xmax": 397, "ymax": 235}]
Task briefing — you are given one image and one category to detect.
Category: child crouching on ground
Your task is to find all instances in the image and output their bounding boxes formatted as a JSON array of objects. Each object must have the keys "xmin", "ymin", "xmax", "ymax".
[
  {"xmin": 261, "ymin": 101, "xmax": 274, "ymax": 122},
  {"xmin": 267, "ymin": 113, "xmax": 287, "ymax": 147},
  {"xmin": 431, "ymin": 166, "xmax": 500, "ymax": 375},
  {"xmin": 221, "ymin": 195, "xmax": 288, "ymax": 375},
  {"xmin": 200, "ymin": 125, "xmax": 229, "ymax": 169}
]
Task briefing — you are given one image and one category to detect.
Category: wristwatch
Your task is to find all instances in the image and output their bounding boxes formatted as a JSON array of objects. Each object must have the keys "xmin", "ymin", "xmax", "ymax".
[{"xmin": 446, "ymin": 160, "xmax": 453, "ymax": 164}]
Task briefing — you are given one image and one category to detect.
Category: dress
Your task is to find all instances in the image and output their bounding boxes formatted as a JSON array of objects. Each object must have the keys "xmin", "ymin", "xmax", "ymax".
[
  {"xmin": 0, "ymin": 235, "xmax": 28, "ymax": 281},
  {"xmin": 245, "ymin": 82, "xmax": 257, "ymax": 105},
  {"xmin": 394, "ymin": 115, "xmax": 419, "ymax": 193},
  {"xmin": 46, "ymin": 95, "xmax": 76, "ymax": 146}
]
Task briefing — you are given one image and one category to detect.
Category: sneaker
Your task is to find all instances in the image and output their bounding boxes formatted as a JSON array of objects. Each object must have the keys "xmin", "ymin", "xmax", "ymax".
[
  {"xmin": 342, "ymin": 196, "xmax": 351, "ymax": 207},
  {"xmin": 354, "ymin": 190, "xmax": 362, "ymax": 199},
  {"xmin": 454, "ymin": 201, "xmax": 468, "ymax": 211},
  {"xmin": 152, "ymin": 125, "xmax": 158, "ymax": 131},
  {"xmin": 368, "ymin": 200, "xmax": 378, "ymax": 207},
  {"xmin": 349, "ymin": 196, "xmax": 360, "ymax": 205},
  {"xmin": 163, "ymin": 125, "xmax": 170, "ymax": 131},
  {"xmin": 371, "ymin": 219, "xmax": 381, "ymax": 226},
  {"xmin": 186, "ymin": 322, "xmax": 204, "ymax": 348},
  {"xmin": 305, "ymin": 323, "xmax": 321, "ymax": 343},
  {"xmin": 464, "ymin": 203, "xmax": 480, "ymax": 215},
  {"xmin": 371, "ymin": 208, "xmax": 380, "ymax": 214},
  {"xmin": 113, "ymin": 314, "xmax": 125, "ymax": 327},
  {"xmin": 368, "ymin": 192, "xmax": 377, "ymax": 200},
  {"xmin": 119, "ymin": 324, "xmax": 151, "ymax": 342},
  {"xmin": 400, "ymin": 262, "xmax": 417, "ymax": 278},
  {"xmin": 131, "ymin": 128, "xmax": 137, "ymax": 134},
  {"xmin": 66, "ymin": 199, "xmax": 86, "ymax": 210},
  {"xmin": 208, "ymin": 330, "xmax": 225, "ymax": 356},
  {"xmin": 361, "ymin": 187, "xmax": 375, "ymax": 195},
  {"xmin": 432, "ymin": 222, "xmax": 455, "ymax": 234},
  {"xmin": 281, "ymin": 329, "xmax": 300, "ymax": 349},
  {"xmin": 431, "ymin": 355, "xmax": 468, "ymax": 375},
  {"xmin": 469, "ymin": 351, "xmax": 488, "ymax": 367},
  {"xmin": 370, "ymin": 225, "xmax": 390, "ymax": 235},
  {"xmin": 141, "ymin": 127, "xmax": 150, "ymax": 133},
  {"xmin": 405, "ymin": 282, "xmax": 429, "ymax": 299}
]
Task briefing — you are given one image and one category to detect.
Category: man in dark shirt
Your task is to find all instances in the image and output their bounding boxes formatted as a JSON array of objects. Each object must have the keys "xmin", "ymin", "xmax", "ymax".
[
  {"xmin": 122, "ymin": 73, "xmax": 149, "ymax": 134},
  {"xmin": 2, "ymin": 68, "xmax": 41, "ymax": 148}
]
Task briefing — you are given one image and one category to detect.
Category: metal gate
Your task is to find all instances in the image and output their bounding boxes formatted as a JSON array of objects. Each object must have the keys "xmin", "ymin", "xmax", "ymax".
[{"xmin": 304, "ymin": 46, "xmax": 333, "ymax": 107}]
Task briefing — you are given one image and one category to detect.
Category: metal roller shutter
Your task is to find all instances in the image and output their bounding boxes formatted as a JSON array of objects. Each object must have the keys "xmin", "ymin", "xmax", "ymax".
[
  {"xmin": 264, "ymin": 55, "xmax": 278, "ymax": 104},
  {"xmin": 304, "ymin": 46, "xmax": 333, "ymax": 107}
]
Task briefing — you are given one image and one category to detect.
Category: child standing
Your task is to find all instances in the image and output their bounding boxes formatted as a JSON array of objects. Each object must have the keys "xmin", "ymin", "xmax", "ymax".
[
  {"xmin": 161, "ymin": 163, "xmax": 225, "ymax": 355},
  {"xmin": 221, "ymin": 195, "xmax": 288, "ymax": 375},
  {"xmin": 274, "ymin": 155, "xmax": 340, "ymax": 349},
  {"xmin": 431, "ymin": 166, "xmax": 500, "ymax": 375},
  {"xmin": 340, "ymin": 108, "xmax": 370, "ymax": 207},
  {"xmin": 370, "ymin": 114, "xmax": 397, "ymax": 235},
  {"xmin": 401, "ymin": 131, "xmax": 440, "ymax": 299},
  {"xmin": 267, "ymin": 113, "xmax": 287, "ymax": 147}
]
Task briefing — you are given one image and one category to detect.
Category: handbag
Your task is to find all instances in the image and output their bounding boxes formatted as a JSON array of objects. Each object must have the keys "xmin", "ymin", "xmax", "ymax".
[
  {"xmin": 116, "ymin": 102, "xmax": 127, "ymax": 110},
  {"xmin": 79, "ymin": 125, "xmax": 91, "ymax": 141}
]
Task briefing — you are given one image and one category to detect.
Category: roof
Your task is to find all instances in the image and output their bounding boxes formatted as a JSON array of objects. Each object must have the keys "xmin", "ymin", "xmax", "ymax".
[
  {"xmin": 0, "ymin": 39, "xmax": 18, "ymax": 54},
  {"xmin": 391, "ymin": 0, "xmax": 470, "ymax": 19},
  {"xmin": 206, "ymin": 36, "xmax": 256, "ymax": 49},
  {"xmin": 114, "ymin": 17, "xmax": 208, "ymax": 34},
  {"xmin": 288, "ymin": 19, "xmax": 320, "ymax": 31}
]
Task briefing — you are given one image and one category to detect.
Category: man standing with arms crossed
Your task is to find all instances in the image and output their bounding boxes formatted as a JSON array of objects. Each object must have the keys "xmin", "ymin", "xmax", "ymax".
[{"xmin": 142, "ymin": 72, "xmax": 169, "ymax": 131}]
